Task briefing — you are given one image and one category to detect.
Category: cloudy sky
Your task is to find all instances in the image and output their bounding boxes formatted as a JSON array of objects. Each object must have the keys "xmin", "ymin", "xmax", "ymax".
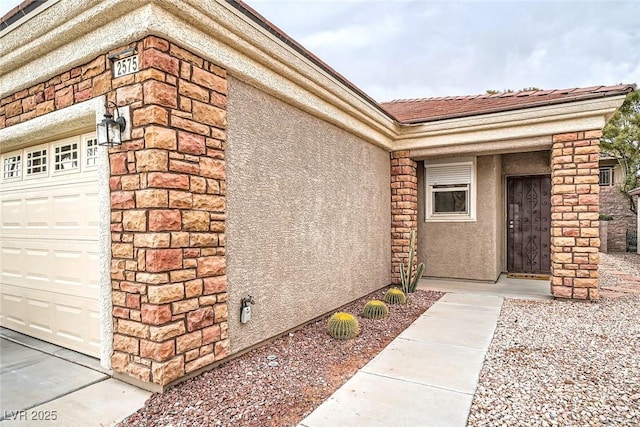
[
  {"xmin": 248, "ymin": 0, "xmax": 640, "ymax": 101},
  {"xmin": 2, "ymin": 0, "xmax": 638, "ymax": 101}
]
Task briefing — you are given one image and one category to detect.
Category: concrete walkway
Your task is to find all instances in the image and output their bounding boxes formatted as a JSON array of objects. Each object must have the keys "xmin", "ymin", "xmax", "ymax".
[{"xmin": 299, "ymin": 278, "xmax": 547, "ymax": 427}]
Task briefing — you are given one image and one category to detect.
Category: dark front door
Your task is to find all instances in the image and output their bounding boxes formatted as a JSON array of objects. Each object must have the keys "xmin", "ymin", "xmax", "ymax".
[{"xmin": 507, "ymin": 176, "xmax": 551, "ymax": 274}]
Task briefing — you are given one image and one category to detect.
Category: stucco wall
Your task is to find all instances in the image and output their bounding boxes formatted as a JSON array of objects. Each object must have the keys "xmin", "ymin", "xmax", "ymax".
[
  {"xmin": 417, "ymin": 155, "xmax": 502, "ymax": 281},
  {"xmin": 226, "ymin": 77, "xmax": 391, "ymax": 353},
  {"xmin": 502, "ymin": 151, "xmax": 551, "ymax": 176}
]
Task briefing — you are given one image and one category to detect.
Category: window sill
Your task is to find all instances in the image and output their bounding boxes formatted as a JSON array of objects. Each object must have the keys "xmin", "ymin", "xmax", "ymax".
[{"xmin": 425, "ymin": 216, "xmax": 476, "ymax": 223}]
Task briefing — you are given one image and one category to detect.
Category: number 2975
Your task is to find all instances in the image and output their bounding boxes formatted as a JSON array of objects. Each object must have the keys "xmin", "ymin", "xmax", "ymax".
[{"xmin": 113, "ymin": 55, "xmax": 139, "ymax": 78}]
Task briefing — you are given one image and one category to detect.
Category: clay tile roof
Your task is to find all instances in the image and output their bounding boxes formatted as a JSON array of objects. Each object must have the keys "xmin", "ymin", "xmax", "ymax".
[{"xmin": 381, "ymin": 84, "xmax": 636, "ymax": 124}]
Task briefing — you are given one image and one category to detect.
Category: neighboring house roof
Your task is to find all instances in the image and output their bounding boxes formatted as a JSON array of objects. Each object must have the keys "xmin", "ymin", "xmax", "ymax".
[
  {"xmin": 381, "ymin": 85, "xmax": 636, "ymax": 124},
  {"xmin": 630, "ymin": 187, "xmax": 640, "ymax": 197}
]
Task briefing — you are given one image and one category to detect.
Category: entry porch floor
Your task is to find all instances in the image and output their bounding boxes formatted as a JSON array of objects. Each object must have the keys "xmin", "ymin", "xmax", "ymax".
[{"xmin": 417, "ymin": 273, "xmax": 553, "ymax": 301}]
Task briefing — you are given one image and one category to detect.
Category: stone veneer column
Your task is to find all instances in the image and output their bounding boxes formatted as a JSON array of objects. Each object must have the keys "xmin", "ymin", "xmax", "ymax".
[
  {"xmin": 0, "ymin": 35, "xmax": 230, "ymax": 387},
  {"xmin": 550, "ymin": 130, "xmax": 601, "ymax": 300},
  {"xmin": 390, "ymin": 151, "xmax": 418, "ymax": 285},
  {"xmin": 108, "ymin": 36, "xmax": 229, "ymax": 386}
]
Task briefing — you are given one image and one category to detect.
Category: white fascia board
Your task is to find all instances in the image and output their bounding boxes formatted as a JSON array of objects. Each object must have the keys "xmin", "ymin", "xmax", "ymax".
[
  {"xmin": 394, "ymin": 96, "xmax": 627, "ymax": 154},
  {"xmin": 409, "ymin": 135, "xmax": 553, "ymax": 159},
  {"xmin": 0, "ymin": 0, "xmax": 395, "ymax": 150}
]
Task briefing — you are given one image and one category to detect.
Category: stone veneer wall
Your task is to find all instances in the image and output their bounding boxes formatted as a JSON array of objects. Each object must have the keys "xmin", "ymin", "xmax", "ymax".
[
  {"xmin": 390, "ymin": 151, "xmax": 418, "ymax": 284},
  {"xmin": 599, "ymin": 185, "xmax": 637, "ymax": 252},
  {"xmin": 550, "ymin": 131, "xmax": 601, "ymax": 300},
  {"xmin": 0, "ymin": 36, "xmax": 229, "ymax": 387}
]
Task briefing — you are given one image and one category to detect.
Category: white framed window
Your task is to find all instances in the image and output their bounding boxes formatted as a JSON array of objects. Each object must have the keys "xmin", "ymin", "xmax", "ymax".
[
  {"xmin": 85, "ymin": 136, "xmax": 99, "ymax": 167},
  {"xmin": 53, "ymin": 140, "xmax": 79, "ymax": 172},
  {"xmin": 599, "ymin": 167, "xmax": 614, "ymax": 186},
  {"xmin": 425, "ymin": 160, "xmax": 476, "ymax": 221},
  {"xmin": 2, "ymin": 152, "xmax": 22, "ymax": 180},
  {"xmin": 25, "ymin": 146, "xmax": 48, "ymax": 176}
]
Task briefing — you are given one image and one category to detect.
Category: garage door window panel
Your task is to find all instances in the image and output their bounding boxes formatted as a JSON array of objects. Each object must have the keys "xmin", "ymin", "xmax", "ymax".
[
  {"xmin": 84, "ymin": 136, "xmax": 99, "ymax": 168},
  {"xmin": 54, "ymin": 141, "xmax": 80, "ymax": 173},
  {"xmin": 25, "ymin": 146, "xmax": 48, "ymax": 177},
  {"xmin": 2, "ymin": 152, "xmax": 22, "ymax": 180}
]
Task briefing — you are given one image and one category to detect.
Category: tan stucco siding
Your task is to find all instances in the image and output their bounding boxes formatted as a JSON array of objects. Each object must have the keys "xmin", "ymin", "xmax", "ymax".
[
  {"xmin": 226, "ymin": 77, "xmax": 391, "ymax": 353},
  {"xmin": 502, "ymin": 151, "xmax": 551, "ymax": 176},
  {"xmin": 418, "ymin": 155, "xmax": 503, "ymax": 281}
]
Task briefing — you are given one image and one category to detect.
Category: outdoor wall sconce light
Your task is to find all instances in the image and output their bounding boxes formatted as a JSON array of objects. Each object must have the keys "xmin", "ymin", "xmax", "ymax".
[{"xmin": 97, "ymin": 102, "xmax": 126, "ymax": 147}]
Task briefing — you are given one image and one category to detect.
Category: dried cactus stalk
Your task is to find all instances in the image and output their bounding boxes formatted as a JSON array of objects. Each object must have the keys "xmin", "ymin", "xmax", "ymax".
[
  {"xmin": 384, "ymin": 287, "xmax": 407, "ymax": 305},
  {"xmin": 362, "ymin": 300, "xmax": 389, "ymax": 319},
  {"xmin": 399, "ymin": 229, "xmax": 426, "ymax": 293},
  {"xmin": 327, "ymin": 312, "xmax": 360, "ymax": 340}
]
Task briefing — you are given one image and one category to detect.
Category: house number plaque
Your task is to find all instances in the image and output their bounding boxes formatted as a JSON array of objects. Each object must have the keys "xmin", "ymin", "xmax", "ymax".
[{"xmin": 112, "ymin": 54, "xmax": 139, "ymax": 78}]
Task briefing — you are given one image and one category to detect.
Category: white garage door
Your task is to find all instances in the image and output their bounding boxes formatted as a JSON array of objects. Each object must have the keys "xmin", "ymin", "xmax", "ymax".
[{"xmin": 1, "ymin": 132, "xmax": 102, "ymax": 357}]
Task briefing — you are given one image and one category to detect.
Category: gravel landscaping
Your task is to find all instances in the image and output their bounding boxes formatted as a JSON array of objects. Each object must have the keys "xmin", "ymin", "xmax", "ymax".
[
  {"xmin": 468, "ymin": 252, "xmax": 640, "ymax": 426},
  {"xmin": 119, "ymin": 288, "xmax": 442, "ymax": 427}
]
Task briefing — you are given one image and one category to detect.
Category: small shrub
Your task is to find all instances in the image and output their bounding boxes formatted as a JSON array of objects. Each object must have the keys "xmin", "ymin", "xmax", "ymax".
[
  {"xmin": 384, "ymin": 288, "xmax": 407, "ymax": 305},
  {"xmin": 327, "ymin": 312, "xmax": 360, "ymax": 340},
  {"xmin": 362, "ymin": 300, "xmax": 389, "ymax": 319}
]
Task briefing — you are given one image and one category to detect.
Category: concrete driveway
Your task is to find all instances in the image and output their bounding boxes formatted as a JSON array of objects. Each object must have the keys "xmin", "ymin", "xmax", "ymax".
[{"xmin": 0, "ymin": 328, "xmax": 150, "ymax": 426}]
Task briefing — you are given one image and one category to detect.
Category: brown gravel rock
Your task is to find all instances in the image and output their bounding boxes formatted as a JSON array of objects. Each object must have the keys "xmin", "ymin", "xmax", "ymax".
[{"xmin": 119, "ymin": 289, "xmax": 442, "ymax": 427}]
